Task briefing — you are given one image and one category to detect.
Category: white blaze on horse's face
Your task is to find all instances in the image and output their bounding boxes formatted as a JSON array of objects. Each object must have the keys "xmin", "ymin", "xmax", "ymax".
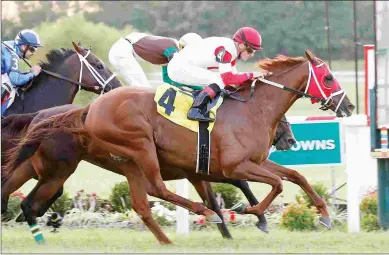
[{"xmin": 305, "ymin": 60, "xmax": 347, "ymax": 115}]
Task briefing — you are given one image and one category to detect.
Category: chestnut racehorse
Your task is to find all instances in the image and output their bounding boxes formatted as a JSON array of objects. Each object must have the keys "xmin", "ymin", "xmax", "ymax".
[
  {"xmin": 5, "ymin": 50, "xmax": 355, "ymax": 244},
  {"xmin": 1, "ymin": 104, "xmax": 294, "ymax": 242}
]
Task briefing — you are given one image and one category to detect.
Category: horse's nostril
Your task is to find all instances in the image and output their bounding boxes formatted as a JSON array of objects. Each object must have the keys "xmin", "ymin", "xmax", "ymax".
[
  {"xmin": 288, "ymin": 139, "xmax": 296, "ymax": 145},
  {"xmin": 348, "ymin": 104, "xmax": 355, "ymax": 111}
]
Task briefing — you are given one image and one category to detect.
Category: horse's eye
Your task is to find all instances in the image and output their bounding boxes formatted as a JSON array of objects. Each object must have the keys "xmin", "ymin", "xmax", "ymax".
[
  {"xmin": 97, "ymin": 64, "xmax": 103, "ymax": 70},
  {"xmin": 324, "ymin": 74, "xmax": 333, "ymax": 87},
  {"xmin": 325, "ymin": 74, "xmax": 333, "ymax": 81}
]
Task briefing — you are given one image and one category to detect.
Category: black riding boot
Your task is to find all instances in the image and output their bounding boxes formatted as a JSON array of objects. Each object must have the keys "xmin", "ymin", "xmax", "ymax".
[{"xmin": 187, "ymin": 83, "xmax": 221, "ymax": 122}]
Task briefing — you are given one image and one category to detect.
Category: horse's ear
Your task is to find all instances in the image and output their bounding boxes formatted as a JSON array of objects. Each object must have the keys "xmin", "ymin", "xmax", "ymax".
[
  {"xmin": 72, "ymin": 41, "xmax": 84, "ymax": 54},
  {"xmin": 305, "ymin": 49, "xmax": 319, "ymax": 65},
  {"xmin": 78, "ymin": 42, "xmax": 86, "ymax": 49}
]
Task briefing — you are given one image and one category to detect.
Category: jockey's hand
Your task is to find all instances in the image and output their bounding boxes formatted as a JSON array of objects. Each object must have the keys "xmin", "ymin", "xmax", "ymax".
[
  {"xmin": 252, "ymin": 71, "xmax": 273, "ymax": 79},
  {"xmin": 30, "ymin": 65, "xmax": 42, "ymax": 76},
  {"xmin": 252, "ymin": 71, "xmax": 265, "ymax": 79}
]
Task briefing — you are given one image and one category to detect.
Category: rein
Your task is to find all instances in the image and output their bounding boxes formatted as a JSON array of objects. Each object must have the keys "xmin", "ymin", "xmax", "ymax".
[
  {"xmin": 224, "ymin": 61, "xmax": 342, "ymax": 110},
  {"xmin": 1, "ymin": 42, "xmax": 114, "ymax": 93}
]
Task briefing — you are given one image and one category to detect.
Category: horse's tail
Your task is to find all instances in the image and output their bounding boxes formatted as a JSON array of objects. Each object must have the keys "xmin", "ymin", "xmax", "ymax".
[
  {"xmin": 3, "ymin": 105, "xmax": 90, "ymax": 175},
  {"xmin": 1, "ymin": 112, "xmax": 39, "ymax": 137},
  {"xmin": 1, "ymin": 112, "xmax": 39, "ymax": 183}
]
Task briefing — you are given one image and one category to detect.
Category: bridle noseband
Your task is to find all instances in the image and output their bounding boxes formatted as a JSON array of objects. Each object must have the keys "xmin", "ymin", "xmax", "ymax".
[
  {"xmin": 76, "ymin": 50, "xmax": 116, "ymax": 95},
  {"xmin": 225, "ymin": 60, "xmax": 346, "ymax": 113}
]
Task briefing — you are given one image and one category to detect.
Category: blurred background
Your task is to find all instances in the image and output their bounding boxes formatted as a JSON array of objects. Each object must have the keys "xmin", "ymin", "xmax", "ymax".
[{"xmin": 1, "ymin": 1, "xmax": 376, "ymax": 204}]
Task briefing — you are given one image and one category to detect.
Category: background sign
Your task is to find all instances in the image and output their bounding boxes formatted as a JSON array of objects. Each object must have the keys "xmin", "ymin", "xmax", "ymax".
[{"xmin": 269, "ymin": 120, "xmax": 343, "ymax": 166}]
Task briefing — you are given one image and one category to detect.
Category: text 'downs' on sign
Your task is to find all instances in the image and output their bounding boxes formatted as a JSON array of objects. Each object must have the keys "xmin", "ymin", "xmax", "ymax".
[{"xmin": 269, "ymin": 121, "xmax": 343, "ymax": 167}]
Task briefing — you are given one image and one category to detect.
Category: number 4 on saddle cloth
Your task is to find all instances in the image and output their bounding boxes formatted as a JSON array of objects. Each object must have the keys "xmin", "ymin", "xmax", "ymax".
[{"xmin": 154, "ymin": 84, "xmax": 224, "ymax": 175}]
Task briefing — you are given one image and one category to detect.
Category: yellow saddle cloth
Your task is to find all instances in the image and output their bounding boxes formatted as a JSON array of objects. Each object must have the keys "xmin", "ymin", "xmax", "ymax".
[{"xmin": 154, "ymin": 84, "xmax": 224, "ymax": 133}]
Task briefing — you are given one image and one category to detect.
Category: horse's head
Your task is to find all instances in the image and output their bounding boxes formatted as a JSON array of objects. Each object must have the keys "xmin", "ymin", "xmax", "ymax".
[
  {"xmin": 70, "ymin": 42, "xmax": 123, "ymax": 94},
  {"xmin": 273, "ymin": 115, "xmax": 296, "ymax": 151},
  {"xmin": 304, "ymin": 50, "xmax": 355, "ymax": 117}
]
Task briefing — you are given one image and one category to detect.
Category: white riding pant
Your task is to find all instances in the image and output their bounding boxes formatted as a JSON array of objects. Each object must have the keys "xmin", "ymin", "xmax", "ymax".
[
  {"xmin": 167, "ymin": 55, "xmax": 225, "ymax": 89},
  {"xmin": 108, "ymin": 37, "xmax": 152, "ymax": 88}
]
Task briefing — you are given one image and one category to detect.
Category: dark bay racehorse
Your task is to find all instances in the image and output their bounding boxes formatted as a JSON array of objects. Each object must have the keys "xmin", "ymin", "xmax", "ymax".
[
  {"xmin": 1, "ymin": 42, "xmax": 122, "ymax": 169},
  {"xmin": 1, "ymin": 42, "xmax": 122, "ymax": 232},
  {"xmin": 1, "ymin": 104, "xmax": 294, "ymax": 241},
  {"xmin": 5, "ymin": 50, "xmax": 355, "ymax": 244}
]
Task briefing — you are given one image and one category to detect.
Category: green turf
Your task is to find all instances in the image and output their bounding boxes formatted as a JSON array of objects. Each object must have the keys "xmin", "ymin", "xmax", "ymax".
[{"xmin": 1, "ymin": 227, "xmax": 387, "ymax": 253}]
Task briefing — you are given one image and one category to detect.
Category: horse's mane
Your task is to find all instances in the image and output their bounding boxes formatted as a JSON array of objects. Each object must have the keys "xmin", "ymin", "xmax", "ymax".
[
  {"xmin": 38, "ymin": 48, "xmax": 75, "ymax": 72},
  {"xmin": 257, "ymin": 55, "xmax": 306, "ymax": 72},
  {"xmin": 233, "ymin": 55, "xmax": 307, "ymax": 91},
  {"xmin": 28, "ymin": 48, "xmax": 75, "ymax": 86}
]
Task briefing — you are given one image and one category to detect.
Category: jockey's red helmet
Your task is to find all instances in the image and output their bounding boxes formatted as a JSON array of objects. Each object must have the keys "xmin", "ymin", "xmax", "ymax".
[{"xmin": 233, "ymin": 27, "xmax": 263, "ymax": 50}]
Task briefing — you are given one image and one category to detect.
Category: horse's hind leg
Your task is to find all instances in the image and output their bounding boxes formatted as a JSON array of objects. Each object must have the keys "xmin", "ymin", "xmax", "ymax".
[
  {"xmin": 262, "ymin": 160, "xmax": 331, "ymax": 229},
  {"xmin": 227, "ymin": 179, "xmax": 269, "ymax": 233},
  {"xmin": 1, "ymin": 160, "xmax": 37, "ymax": 214},
  {"xmin": 190, "ymin": 179, "xmax": 232, "ymax": 239},
  {"xmin": 120, "ymin": 162, "xmax": 172, "ymax": 244},
  {"xmin": 118, "ymin": 140, "xmax": 221, "ymax": 223}
]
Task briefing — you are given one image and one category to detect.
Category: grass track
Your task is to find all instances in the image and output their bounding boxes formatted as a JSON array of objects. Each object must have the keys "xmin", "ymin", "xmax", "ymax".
[{"xmin": 1, "ymin": 227, "xmax": 387, "ymax": 253}]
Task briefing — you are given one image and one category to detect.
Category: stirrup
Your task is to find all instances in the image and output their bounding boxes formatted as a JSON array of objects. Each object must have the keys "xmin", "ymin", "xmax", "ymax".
[{"xmin": 187, "ymin": 108, "xmax": 215, "ymax": 122}]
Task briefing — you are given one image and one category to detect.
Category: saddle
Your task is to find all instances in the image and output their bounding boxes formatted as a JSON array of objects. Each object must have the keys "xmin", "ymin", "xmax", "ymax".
[
  {"xmin": 154, "ymin": 84, "xmax": 225, "ymax": 175},
  {"xmin": 1, "ymin": 73, "xmax": 34, "ymax": 115},
  {"xmin": 1, "ymin": 73, "xmax": 17, "ymax": 112}
]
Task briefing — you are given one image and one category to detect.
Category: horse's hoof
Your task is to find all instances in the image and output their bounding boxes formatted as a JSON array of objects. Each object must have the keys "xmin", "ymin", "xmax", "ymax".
[
  {"xmin": 230, "ymin": 202, "xmax": 248, "ymax": 214},
  {"xmin": 34, "ymin": 235, "xmax": 46, "ymax": 244},
  {"xmin": 15, "ymin": 212, "xmax": 26, "ymax": 222},
  {"xmin": 319, "ymin": 216, "xmax": 332, "ymax": 229},
  {"xmin": 255, "ymin": 220, "xmax": 269, "ymax": 234},
  {"xmin": 206, "ymin": 214, "xmax": 222, "ymax": 223},
  {"xmin": 160, "ymin": 239, "xmax": 173, "ymax": 245}
]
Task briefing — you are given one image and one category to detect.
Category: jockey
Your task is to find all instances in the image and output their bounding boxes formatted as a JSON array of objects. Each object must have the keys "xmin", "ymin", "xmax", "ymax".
[
  {"xmin": 168, "ymin": 27, "xmax": 268, "ymax": 122},
  {"xmin": 108, "ymin": 32, "xmax": 202, "ymax": 88},
  {"xmin": 1, "ymin": 29, "xmax": 43, "ymax": 116}
]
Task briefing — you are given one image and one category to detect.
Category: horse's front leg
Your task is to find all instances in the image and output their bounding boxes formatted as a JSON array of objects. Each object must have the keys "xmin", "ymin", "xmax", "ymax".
[
  {"xmin": 226, "ymin": 179, "xmax": 269, "ymax": 233},
  {"xmin": 119, "ymin": 162, "xmax": 172, "ymax": 245},
  {"xmin": 21, "ymin": 175, "xmax": 69, "ymax": 244},
  {"xmin": 223, "ymin": 159, "xmax": 283, "ymax": 217},
  {"xmin": 262, "ymin": 159, "xmax": 331, "ymax": 229},
  {"xmin": 190, "ymin": 179, "xmax": 232, "ymax": 239}
]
